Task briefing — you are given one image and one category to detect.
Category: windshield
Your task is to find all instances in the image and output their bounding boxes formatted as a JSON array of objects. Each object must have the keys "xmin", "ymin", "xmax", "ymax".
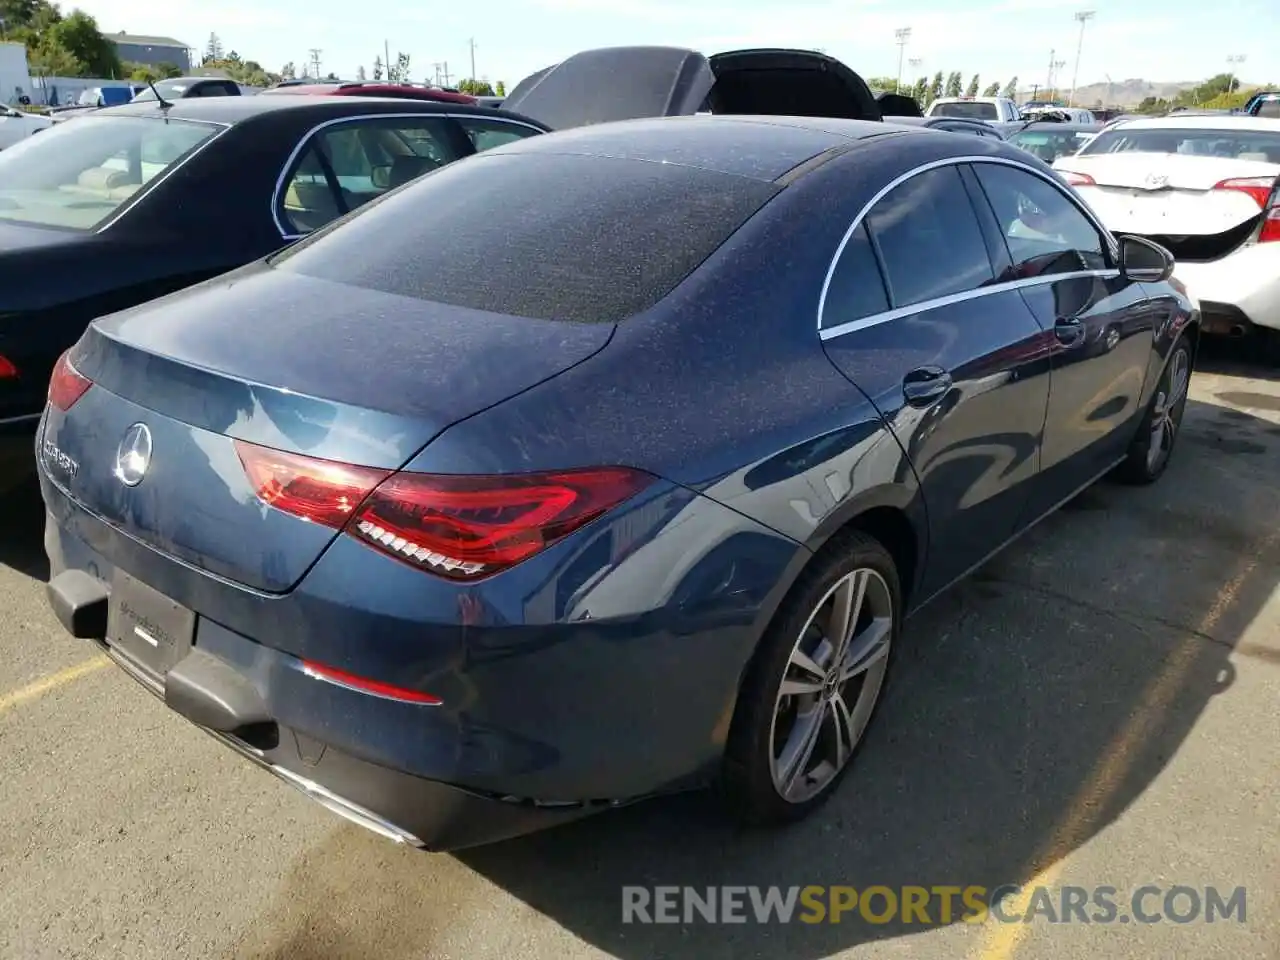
[
  {"xmin": 931, "ymin": 101, "xmax": 998, "ymax": 120},
  {"xmin": 272, "ymin": 151, "xmax": 778, "ymax": 323},
  {"xmin": 1078, "ymin": 127, "xmax": 1280, "ymax": 162},
  {"xmin": 0, "ymin": 116, "xmax": 219, "ymax": 230},
  {"xmin": 1010, "ymin": 129, "xmax": 1096, "ymax": 163}
]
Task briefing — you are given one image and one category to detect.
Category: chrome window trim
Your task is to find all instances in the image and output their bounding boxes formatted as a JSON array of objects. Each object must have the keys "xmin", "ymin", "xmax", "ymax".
[
  {"xmin": 819, "ymin": 269, "xmax": 1120, "ymax": 341},
  {"xmin": 82, "ymin": 118, "xmax": 233, "ymax": 234},
  {"xmin": 272, "ymin": 111, "xmax": 545, "ymax": 240},
  {"xmin": 816, "ymin": 154, "xmax": 1121, "ymax": 338}
]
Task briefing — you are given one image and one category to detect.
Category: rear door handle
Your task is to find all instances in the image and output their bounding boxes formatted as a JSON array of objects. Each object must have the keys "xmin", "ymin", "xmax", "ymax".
[
  {"xmin": 1055, "ymin": 316, "xmax": 1087, "ymax": 347},
  {"xmin": 902, "ymin": 365, "xmax": 953, "ymax": 407}
]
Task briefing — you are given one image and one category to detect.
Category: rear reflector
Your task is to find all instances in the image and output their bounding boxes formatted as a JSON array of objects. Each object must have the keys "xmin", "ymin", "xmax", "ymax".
[
  {"xmin": 235, "ymin": 440, "xmax": 391, "ymax": 529},
  {"xmin": 1213, "ymin": 176, "xmax": 1276, "ymax": 209},
  {"xmin": 234, "ymin": 438, "xmax": 653, "ymax": 580},
  {"xmin": 301, "ymin": 660, "xmax": 443, "ymax": 705},
  {"xmin": 0, "ymin": 354, "xmax": 16, "ymax": 379},
  {"xmin": 1059, "ymin": 170, "xmax": 1095, "ymax": 187},
  {"xmin": 48, "ymin": 351, "xmax": 93, "ymax": 411},
  {"xmin": 349, "ymin": 467, "xmax": 653, "ymax": 580}
]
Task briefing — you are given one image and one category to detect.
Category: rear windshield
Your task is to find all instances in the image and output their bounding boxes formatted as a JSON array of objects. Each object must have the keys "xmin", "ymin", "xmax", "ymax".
[
  {"xmin": 931, "ymin": 101, "xmax": 998, "ymax": 120},
  {"xmin": 1079, "ymin": 127, "xmax": 1280, "ymax": 162},
  {"xmin": 271, "ymin": 152, "xmax": 778, "ymax": 323},
  {"xmin": 0, "ymin": 116, "xmax": 219, "ymax": 230}
]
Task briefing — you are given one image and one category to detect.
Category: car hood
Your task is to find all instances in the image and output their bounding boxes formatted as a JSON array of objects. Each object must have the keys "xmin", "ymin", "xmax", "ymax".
[{"xmin": 502, "ymin": 45, "xmax": 882, "ymax": 130}]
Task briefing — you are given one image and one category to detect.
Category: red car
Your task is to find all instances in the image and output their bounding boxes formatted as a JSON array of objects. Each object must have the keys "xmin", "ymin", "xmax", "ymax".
[{"xmin": 261, "ymin": 82, "xmax": 477, "ymax": 105}]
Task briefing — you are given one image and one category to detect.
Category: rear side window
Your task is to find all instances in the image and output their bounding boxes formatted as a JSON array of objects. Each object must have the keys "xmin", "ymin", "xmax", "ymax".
[
  {"xmin": 455, "ymin": 116, "xmax": 541, "ymax": 153},
  {"xmin": 863, "ymin": 165, "xmax": 993, "ymax": 307},
  {"xmin": 821, "ymin": 223, "xmax": 889, "ymax": 329},
  {"xmin": 272, "ymin": 152, "xmax": 778, "ymax": 323}
]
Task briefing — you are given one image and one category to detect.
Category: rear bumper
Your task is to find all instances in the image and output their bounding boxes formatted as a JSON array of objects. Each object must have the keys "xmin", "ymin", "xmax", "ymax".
[
  {"xmin": 46, "ymin": 564, "xmax": 614, "ymax": 851},
  {"xmin": 1173, "ymin": 244, "xmax": 1280, "ymax": 331}
]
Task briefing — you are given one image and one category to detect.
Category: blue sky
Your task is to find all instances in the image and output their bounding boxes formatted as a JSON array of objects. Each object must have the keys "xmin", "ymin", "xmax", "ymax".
[{"xmin": 81, "ymin": 0, "xmax": 1274, "ymax": 91}]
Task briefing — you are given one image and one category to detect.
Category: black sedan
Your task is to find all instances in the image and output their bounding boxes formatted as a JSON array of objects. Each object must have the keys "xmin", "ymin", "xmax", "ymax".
[{"xmin": 0, "ymin": 95, "xmax": 550, "ymax": 481}]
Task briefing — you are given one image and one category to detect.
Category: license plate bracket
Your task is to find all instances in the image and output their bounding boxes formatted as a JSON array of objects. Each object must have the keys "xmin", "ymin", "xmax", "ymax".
[{"xmin": 105, "ymin": 571, "xmax": 196, "ymax": 678}]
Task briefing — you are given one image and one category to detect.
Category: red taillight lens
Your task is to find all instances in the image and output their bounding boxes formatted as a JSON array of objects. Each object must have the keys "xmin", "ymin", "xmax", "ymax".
[
  {"xmin": 235, "ymin": 439, "xmax": 392, "ymax": 528},
  {"xmin": 301, "ymin": 660, "xmax": 442, "ymax": 705},
  {"xmin": 349, "ymin": 467, "xmax": 653, "ymax": 580},
  {"xmin": 47, "ymin": 351, "xmax": 93, "ymax": 411},
  {"xmin": 0, "ymin": 354, "xmax": 17, "ymax": 378},
  {"xmin": 1213, "ymin": 176, "xmax": 1276, "ymax": 209},
  {"xmin": 1259, "ymin": 207, "xmax": 1280, "ymax": 244},
  {"xmin": 1060, "ymin": 170, "xmax": 1096, "ymax": 187}
]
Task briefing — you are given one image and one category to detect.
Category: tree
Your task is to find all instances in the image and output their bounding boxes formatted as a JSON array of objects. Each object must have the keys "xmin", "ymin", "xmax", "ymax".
[
  {"xmin": 945, "ymin": 71, "xmax": 963, "ymax": 97},
  {"xmin": 279, "ymin": 62, "xmax": 296, "ymax": 79},
  {"xmin": 372, "ymin": 55, "xmax": 383, "ymax": 81},
  {"xmin": 204, "ymin": 32, "xmax": 223, "ymax": 64},
  {"xmin": 911, "ymin": 76, "xmax": 928, "ymax": 106},
  {"xmin": 1001, "ymin": 76, "xmax": 1018, "ymax": 99},
  {"xmin": 983, "ymin": 81, "xmax": 1001, "ymax": 96},
  {"xmin": 928, "ymin": 71, "xmax": 943, "ymax": 103},
  {"xmin": 965, "ymin": 74, "xmax": 980, "ymax": 97},
  {"xmin": 458, "ymin": 78, "xmax": 494, "ymax": 96},
  {"xmin": 495, "ymin": 80, "xmax": 505, "ymax": 96},
  {"xmin": 386, "ymin": 51, "xmax": 410, "ymax": 83},
  {"xmin": 47, "ymin": 10, "xmax": 120, "ymax": 77},
  {"xmin": 355, "ymin": 65, "xmax": 366, "ymax": 82}
]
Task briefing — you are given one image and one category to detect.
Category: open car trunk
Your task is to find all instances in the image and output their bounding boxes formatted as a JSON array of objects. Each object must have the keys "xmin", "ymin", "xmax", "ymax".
[{"xmin": 502, "ymin": 45, "xmax": 883, "ymax": 130}]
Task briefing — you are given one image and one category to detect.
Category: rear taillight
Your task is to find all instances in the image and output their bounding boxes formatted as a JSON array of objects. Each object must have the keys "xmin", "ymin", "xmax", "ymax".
[
  {"xmin": 47, "ymin": 351, "xmax": 93, "ymax": 411},
  {"xmin": 235, "ymin": 440, "xmax": 391, "ymax": 528},
  {"xmin": 1213, "ymin": 176, "xmax": 1275, "ymax": 209},
  {"xmin": 1259, "ymin": 209, "xmax": 1280, "ymax": 244},
  {"xmin": 235, "ymin": 438, "xmax": 652, "ymax": 580},
  {"xmin": 1060, "ymin": 170, "xmax": 1095, "ymax": 187},
  {"xmin": 349, "ymin": 467, "xmax": 652, "ymax": 579},
  {"xmin": 0, "ymin": 354, "xmax": 17, "ymax": 379}
]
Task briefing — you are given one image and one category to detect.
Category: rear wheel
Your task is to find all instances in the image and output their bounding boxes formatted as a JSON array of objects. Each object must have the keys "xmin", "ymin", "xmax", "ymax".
[
  {"xmin": 1115, "ymin": 336, "xmax": 1191, "ymax": 485},
  {"xmin": 721, "ymin": 532, "xmax": 900, "ymax": 825}
]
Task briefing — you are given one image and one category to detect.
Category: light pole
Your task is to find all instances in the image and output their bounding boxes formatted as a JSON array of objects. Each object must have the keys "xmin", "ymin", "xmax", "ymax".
[
  {"xmin": 894, "ymin": 27, "xmax": 912, "ymax": 93},
  {"xmin": 1226, "ymin": 54, "xmax": 1245, "ymax": 95},
  {"xmin": 1068, "ymin": 10, "xmax": 1095, "ymax": 106}
]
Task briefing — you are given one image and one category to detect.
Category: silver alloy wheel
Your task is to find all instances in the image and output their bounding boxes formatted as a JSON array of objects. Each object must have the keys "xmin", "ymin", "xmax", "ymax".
[
  {"xmin": 769, "ymin": 568, "xmax": 893, "ymax": 804},
  {"xmin": 1146, "ymin": 347, "xmax": 1190, "ymax": 472}
]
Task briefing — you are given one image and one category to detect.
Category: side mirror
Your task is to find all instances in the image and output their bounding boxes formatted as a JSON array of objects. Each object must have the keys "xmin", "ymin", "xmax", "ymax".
[{"xmin": 1118, "ymin": 234, "xmax": 1174, "ymax": 283}]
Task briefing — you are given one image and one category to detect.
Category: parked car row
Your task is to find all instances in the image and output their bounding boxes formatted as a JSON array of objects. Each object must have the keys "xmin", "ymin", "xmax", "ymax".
[{"xmin": 2, "ymin": 44, "xmax": 1204, "ymax": 853}]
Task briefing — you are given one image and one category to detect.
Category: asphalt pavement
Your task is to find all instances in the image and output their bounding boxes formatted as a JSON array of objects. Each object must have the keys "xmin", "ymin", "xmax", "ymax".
[{"xmin": 0, "ymin": 341, "xmax": 1276, "ymax": 960}]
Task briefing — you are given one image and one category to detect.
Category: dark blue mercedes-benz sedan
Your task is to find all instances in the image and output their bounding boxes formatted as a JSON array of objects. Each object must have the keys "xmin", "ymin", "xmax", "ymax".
[{"xmin": 36, "ymin": 51, "xmax": 1198, "ymax": 851}]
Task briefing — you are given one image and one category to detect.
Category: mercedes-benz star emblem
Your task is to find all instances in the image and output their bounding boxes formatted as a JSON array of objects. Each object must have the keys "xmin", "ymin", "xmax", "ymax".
[{"xmin": 114, "ymin": 423, "xmax": 153, "ymax": 487}]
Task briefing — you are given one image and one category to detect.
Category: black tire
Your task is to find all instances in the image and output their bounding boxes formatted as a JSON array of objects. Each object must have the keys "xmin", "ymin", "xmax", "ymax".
[
  {"xmin": 720, "ymin": 530, "xmax": 902, "ymax": 826},
  {"xmin": 1114, "ymin": 335, "xmax": 1192, "ymax": 485}
]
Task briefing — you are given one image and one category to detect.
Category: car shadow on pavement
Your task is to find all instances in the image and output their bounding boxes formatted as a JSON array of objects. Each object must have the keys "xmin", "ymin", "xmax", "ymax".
[
  {"xmin": 0, "ymin": 474, "xmax": 49, "ymax": 582},
  {"xmin": 228, "ymin": 384, "xmax": 1280, "ymax": 960}
]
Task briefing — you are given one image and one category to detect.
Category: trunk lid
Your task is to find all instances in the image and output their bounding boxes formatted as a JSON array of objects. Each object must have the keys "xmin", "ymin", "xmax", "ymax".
[
  {"xmin": 1060, "ymin": 153, "xmax": 1278, "ymax": 237},
  {"xmin": 502, "ymin": 45, "xmax": 881, "ymax": 130},
  {"xmin": 47, "ymin": 263, "xmax": 613, "ymax": 592}
]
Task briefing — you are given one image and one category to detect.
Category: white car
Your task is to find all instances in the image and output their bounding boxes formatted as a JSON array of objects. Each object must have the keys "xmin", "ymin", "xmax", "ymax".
[
  {"xmin": 0, "ymin": 105, "xmax": 53, "ymax": 149},
  {"xmin": 1054, "ymin": 116, "xmax": 1280, "ymax": 350},
  {"xmin": 925, "ymin": 96, "xmax": 1022, "ymax": 123}
]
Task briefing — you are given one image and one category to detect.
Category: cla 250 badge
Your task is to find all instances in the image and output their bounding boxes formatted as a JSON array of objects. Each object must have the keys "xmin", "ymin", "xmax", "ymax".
[{"xmin": 42, "ymin": 439, "xmax": 79, "ymax": 478}]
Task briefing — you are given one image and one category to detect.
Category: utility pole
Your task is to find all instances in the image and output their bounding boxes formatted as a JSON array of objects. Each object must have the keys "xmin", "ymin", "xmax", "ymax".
[
  {"xmin": 308, "ymin": 48, "xmax": 322, "ymax": 80},
  {"xmin": 1068, "ymin": 9, "xmax": 1095, "ymax": 106},
  {"xmin": 440, "ymin": 61, "xmax": 452, "ymax": 86},
  {"xmin": 1226, "ymin": 54, "xmax": 1245, "ymax": 95},
  {"xmin": 893, "ymin": 27, "xmax": 912, "ymax": 93},
  {"xmin": 468, "ymin": 38, "xmax": 478, "ymax": 82},
  {"xmin": 1045, "ymin": 48, "xmax": 1056, "ymax": 98},
  {"xmin": 384, "ymin": 40, "xmax": 392, "ymax": 81}
]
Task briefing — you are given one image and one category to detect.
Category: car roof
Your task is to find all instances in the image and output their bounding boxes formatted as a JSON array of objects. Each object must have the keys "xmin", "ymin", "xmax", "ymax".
[
  {"xmin": 486, "ymin": 113, "xmax": 928, "ymax": 181},
  {"xmin": 1114, "ymin": 115, "xmax": 1280, "ymax": 131},
  {"xmin": 91, "ymin": 95, "xmax": 505, "ymax": 125}
]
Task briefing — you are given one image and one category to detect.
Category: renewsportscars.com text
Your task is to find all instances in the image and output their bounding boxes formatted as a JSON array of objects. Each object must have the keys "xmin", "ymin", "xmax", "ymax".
[{"xmin": 621, "ymin": 885, "xmax": 1247, "ymax": 925}]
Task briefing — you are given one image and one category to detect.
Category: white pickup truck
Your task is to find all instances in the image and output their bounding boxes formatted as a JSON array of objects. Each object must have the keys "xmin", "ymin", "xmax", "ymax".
[
  {"xmin": 925, "ymin": 96, "xmax": 1022, "ymax": 123},
  {"xmin": 0, "ymin": 105, "xmax": 52, "ymax": 149}
]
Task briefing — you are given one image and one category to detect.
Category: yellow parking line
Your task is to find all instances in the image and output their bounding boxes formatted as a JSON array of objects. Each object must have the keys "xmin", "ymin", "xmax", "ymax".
[
  {"xmin": 971, "ymin": 528, "xmax": 1278, "ymax": 960},
  {"xmin": 0, "ymin": 656, "xmax": 110, "ymax": 716}
]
